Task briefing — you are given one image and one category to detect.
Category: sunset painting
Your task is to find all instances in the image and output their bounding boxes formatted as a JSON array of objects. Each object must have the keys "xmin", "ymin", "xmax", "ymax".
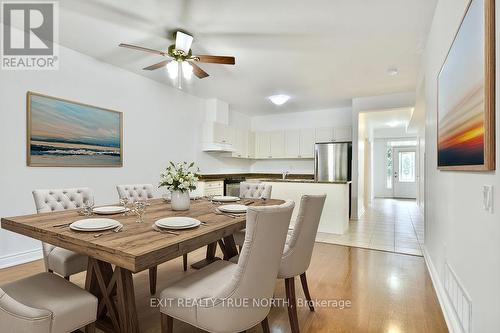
[
  {"xmin": 27, "ymin": 92, "xmax": 123, "ymax": 167},
  {"xmin": 437, "ymin": 0, "xmax": 494, "ymax": 170}
]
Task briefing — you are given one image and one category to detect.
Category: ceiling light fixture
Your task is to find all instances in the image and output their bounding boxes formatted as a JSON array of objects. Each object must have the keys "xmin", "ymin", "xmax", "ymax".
[
  {"xmin": 387, "ymin": 121, "xmax": 402, "ymax": 128},
  {"xmin": 387, "ymin": 68, "xmax": 399, "ymax": 76},
  {"xmin": 268, "ymin": 94, "xmax": 290, "ymax": 106},
  {"xmin": 166, "ymin": 61, "xmax": 194, "ymax": 89}
]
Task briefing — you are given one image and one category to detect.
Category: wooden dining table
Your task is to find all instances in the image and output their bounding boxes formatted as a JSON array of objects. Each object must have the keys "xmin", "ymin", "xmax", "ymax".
[{"xmin": 0, "ymin": 198, "xmax": 284, "ymax": 333}]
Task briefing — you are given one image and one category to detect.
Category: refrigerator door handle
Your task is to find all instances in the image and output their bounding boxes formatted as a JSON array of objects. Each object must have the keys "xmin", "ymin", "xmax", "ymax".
[{"xmin": 314, "ymin": 146, "xmax": 318, "ymax": 182}]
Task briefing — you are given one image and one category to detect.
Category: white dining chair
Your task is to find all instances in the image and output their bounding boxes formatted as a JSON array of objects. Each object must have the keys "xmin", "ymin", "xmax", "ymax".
[
  {"xmin": 32, "ymin": 188, "xmax": 92, "ymax": 280},
  {"xmin": 116, "ymin": 184, "xmax": 155, "ymax": 202},
  {"xmin": 0, "ymin": 272, "xmax": 97, "ymax": 333},
  {"xmin": 116, "ymin": 183, "xmax": 172, "ymax": 295},
  {"xmin": 232, "ymin": 182, "xmax": 273, "ymax": 248},
  {"xmin": 278, "ymin": 194, "xmax": 326, "ymax": 333},
  {"xmin": 239, "ymin": 182, "xmax": 272, "ymax": 199},
  {"xmin": 159, "ymin": 201, "xmax": 295, "ymax": 333}
]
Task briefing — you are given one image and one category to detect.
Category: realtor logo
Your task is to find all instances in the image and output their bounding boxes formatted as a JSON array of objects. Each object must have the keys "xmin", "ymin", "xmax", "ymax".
[{"xmin": 1, "ymin": 1, "xmax": 59, "ymax": 70}]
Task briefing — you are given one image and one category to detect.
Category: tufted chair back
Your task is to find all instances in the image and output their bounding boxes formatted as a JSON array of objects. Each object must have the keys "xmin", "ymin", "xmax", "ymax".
[
  {"xmin": 278, "ymin": 194, "xmax": 326, "ymax": 279},
  {"xmin": 239, "ymin": 182, "xmax": 272, "ymax": 199},
  {"xmin": 33, "ymin": 188, "xmax": 94, "ymax": 213},
  {"xmin": 32, "ymin": 188, "xmax": 94, "ymax": 271},
  {"xmin": 116, "ymin": 184, "xmax": 155, "ymax": 202}
]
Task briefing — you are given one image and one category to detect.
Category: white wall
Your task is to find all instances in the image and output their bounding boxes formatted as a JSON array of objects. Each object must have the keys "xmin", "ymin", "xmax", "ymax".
[
  {"xmin": 0, "ymin": 44, "xmax": 249, "ymax": 267},
  {"xmin": 422, "ymin": 0, "xmax": 500, "ymax": 331},
  {"xmin": 250, "ymin": 107, "xmax": 352, "ymax": 173}
]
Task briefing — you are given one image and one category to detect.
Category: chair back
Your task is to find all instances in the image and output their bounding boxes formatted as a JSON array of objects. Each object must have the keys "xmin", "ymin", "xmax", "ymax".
[
  {"xmin": 0, "ymin": 287, "xmax": 51, "ymax": 333},
  {"xmin": 32, "ymin": 187, "xmax": 94, "ymax": 271},
  {"xmin": 239, "ymin": 182, "xmax": 272, "ymax": 199},
  {"xmin": 32, "ymin": 188, "xmax": 94, "ymax": 213},
  {"xmin": 116, "ymin": 184, "xmax": 154, "ymax": 202},
  {"xmin": 278, "ymin": 195, "xmax": 326, "ymax": 278}
]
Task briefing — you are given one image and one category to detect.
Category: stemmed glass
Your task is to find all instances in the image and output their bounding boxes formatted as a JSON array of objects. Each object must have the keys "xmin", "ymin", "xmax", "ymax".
[
  {"xmin": 133, "ymin": 201, "xmax": 147, "ymax": 223},
  {"xmin": 82, "ymin": 198, "xmax": 95, "ymax": 216},
  {"xmin": 119, "ymin": 197, "xmax": 130, "ymax": 215}
]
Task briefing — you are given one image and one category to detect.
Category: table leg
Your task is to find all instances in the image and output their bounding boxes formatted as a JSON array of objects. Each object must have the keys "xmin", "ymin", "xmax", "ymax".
[
  {"xmin": 85, "ymin": 258, "xmax": 140, "ymax": 333},
  {"xmin": 190, "ymin": 242, "xmax": 221, "ymax": 269},
  {"xmin": 222, "ymin": 235, "xmax": 238, "ymax": 260}
]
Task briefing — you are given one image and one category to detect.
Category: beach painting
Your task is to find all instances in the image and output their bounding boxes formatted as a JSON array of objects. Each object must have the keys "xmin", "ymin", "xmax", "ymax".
[
  {"xmin": 27, "ymin": 92, "xmax": 123, "ymax": 167},
  {"xmin": 437, "ymin": 0, "xmax": 495, "ymax": 171}
]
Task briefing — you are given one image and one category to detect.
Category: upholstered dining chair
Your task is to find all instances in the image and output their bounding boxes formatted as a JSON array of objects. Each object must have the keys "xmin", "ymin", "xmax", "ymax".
[
  {"xmin": 239, "ymin": 182, "xmax": 272, "ymax": 199},
  {"xmin": 116, "ymin": 183, "xmax": 155, "ymax": 202},
  {"xmin": 32, "ymin": 188, "xmax": 92, "ymax": 280},
  {"xmin": 231, "ymin": 194, "xmax": 326, "ymax": 333},
  {"xmin": 159, "ymin": 201, "xmax": 295, "ymax": 333},
  {"xmin": 278, "ymin": 194, "xmax": 326, "ymax": 333},
  {"xmin": 0, "ymin": 272, "xmax": 97, "ymax": 333},
  {"xmin": 116, "ymin": 183, "xmax": 187, "ymax": 295}
]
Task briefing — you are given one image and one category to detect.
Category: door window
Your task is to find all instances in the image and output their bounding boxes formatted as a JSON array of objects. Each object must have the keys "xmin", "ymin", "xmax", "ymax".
[{"xmin": 398, "ymin": 151, "xmax": 416, "ymax": 182}]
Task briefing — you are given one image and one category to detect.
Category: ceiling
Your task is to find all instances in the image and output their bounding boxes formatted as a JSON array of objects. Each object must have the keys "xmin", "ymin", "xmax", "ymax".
[
  {"xmin": 55, "ymin": 0, "xmax": 436, "ymax": 115},
  {"xmin": 360, "ymin": 108, "xmax": 414, "ymax": 137}
]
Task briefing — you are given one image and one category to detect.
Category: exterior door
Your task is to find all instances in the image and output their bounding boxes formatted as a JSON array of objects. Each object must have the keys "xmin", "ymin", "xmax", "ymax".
[{"xmin": 393, "ymin": 147, "xmax": 417, "ymax": 198}]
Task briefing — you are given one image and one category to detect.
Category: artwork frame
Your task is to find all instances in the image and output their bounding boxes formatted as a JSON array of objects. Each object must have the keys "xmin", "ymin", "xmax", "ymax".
[
  {"xmin": 27, "ymin": 91, "xmax": 123, "ymax": 167},
  {"xmin": 437, "ymin": 0, "xmax": 495, "ymax": 171}
]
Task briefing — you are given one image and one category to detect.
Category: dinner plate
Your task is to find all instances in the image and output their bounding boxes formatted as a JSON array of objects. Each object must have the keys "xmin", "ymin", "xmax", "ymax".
[
  {"xmin": 218, "ymin": 204, "xmax": 247, "ymax": 214},
  {"xmin": 155, "ymin": 217, "xmax": 201, "ymax": 230},
  {"xmin": 213, "ymin": 196, "xmax": 240, "ymax": 202},
  {"xmin": 93, "ymin": 206, "xmax": 127, "ymax": 215},
  {"xmin": 70, "ymin": 218, "xmax": 120, "ymax": 231}
]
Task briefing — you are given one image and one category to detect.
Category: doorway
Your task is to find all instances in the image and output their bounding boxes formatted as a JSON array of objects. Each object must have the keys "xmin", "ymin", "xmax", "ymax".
[{"xmin": 393, "ymin": 147, "xmax": 417, "ymax": 199}]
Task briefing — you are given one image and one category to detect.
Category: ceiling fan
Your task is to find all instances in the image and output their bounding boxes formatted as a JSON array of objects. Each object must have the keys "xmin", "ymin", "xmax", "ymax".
[{"xmin": 119, "ymin": 31, "xmax": 235, "ymax": 89}]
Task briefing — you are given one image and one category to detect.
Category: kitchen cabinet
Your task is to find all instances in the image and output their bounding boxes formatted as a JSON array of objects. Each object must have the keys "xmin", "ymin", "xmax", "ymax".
[
  {"xmin": 255, "ymin": 132, "xmax": 271, "ymax": 158},
  {"xmin": 232, "ymin": 130, "xmax": 249, "ymax": 158},
  {"xmin": 315, "ymin": 127, "xmax": 334, "ymax": 142},
  {"xmin": 247, "ymin": 132, "xmax": 256, "ymax": 158},
  {"xmin": 270, "ymin": 131, "xmax": 285, "ymax": 158},
  {"xmin": 205, "ymin": 122, "xmax": 234, "ymax": 145},
  {"xmin": 333, "ymin": 126, "xmax": 352, "ymax": 141},
  {"xmin": 300, "ymin": 128, "xmax": 315, "ymax": 158},
  {"xmin": 285, "ymin": 130, "xmax": 301, "ymax": 158}
]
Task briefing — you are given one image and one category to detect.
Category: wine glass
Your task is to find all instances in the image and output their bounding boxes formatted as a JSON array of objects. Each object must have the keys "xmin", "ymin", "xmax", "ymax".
[
  {"xmin": 119, "ymin": 197, "xmax": 130, "ymax": 215},
  {"xmin": 134, "ymin": 201, "xmax": 147, "ymax": 223}
]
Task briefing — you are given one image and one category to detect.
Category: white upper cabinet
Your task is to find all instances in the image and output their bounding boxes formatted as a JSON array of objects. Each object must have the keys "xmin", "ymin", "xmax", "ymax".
[
  {"xmin": 333, "ymin": 126, "xmax": 352, "ymax": 141},
  {"xmin": 299, "ymin": 128, "xmax": 315, "ymax": 158},
  {"xmin": 247, "ymin": 132, "xmax": 256, "ymax": 158},
  {"xmin": 315, "ymin": 127, "xmax": 334, "ymax": 143},
  {"xmin": 232, "ymin": 130, "xmax": 248, "ymax": 158},
  {"xmin": 255, "ymin": 132, "xmax": 271, "ymax": 158},
  {"xmin": 285, "ymin": 130, "xmax": 301, "ymax": 158},
  {"xmin": 210, "ymin": 122, "xmax": 233, "ymax": 144},
  {"xmin": 270, "ymin": 131, "xmax": 285, "ymax": 158}
]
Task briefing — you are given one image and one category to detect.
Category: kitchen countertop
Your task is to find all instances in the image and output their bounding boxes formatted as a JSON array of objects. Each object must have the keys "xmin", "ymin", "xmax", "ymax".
[
  {"xmin": 261, "ymin": 179, "xmax": 351, "ymax": 184},
  {"xmin": 199, "ymin": 173, "xmax": 314, "ymax": 181}
]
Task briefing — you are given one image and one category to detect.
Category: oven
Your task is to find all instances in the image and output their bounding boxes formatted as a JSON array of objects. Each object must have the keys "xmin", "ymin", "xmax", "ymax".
[{"xmin": 224, "ymin": 177, "xmax": 246, "ymax": 197}]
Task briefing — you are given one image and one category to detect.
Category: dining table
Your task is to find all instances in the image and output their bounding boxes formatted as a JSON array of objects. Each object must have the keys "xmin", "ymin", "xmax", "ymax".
[{"xmin": 1, "ymin": 197, "xmax": 285, "ymax": 333}]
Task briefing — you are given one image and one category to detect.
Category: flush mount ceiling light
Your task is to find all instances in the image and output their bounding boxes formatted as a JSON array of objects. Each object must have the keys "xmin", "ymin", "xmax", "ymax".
[
  {"xmin": 387, "ymin": 120, "xmax": 403, "ymax": 127},
  {"xmin": 387, "ymin": 68, "xmax": 399, "ymax": 76},
  {"xmin": 268, "ymin": 94, "xmax": 290, "ymax": 106}
]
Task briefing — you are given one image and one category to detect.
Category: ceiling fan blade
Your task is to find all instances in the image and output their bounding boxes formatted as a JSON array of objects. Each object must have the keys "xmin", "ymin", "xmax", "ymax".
[
  {"xmin": 119, "ymin": 43, "xmax": 166, "ymax": 56},
  {"xmin": 191, "ymin": 63, "xmax": 209, "ymax": 79},
  {"xmin": 143, "ymin": 60, "xmax": 170, "ymax": 71},
  {"xmin": 195, "ymin": 55, "xmax": 235, "ymax": 65},
  {"xmin": 175, "ymin": 31, "xmax": 194, "ymax": 54}
]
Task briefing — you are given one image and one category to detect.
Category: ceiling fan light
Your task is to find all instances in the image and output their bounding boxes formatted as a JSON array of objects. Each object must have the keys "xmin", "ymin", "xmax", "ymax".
[
  {"xmin": 175, "ymin": 31, "xmax": 194, "ymax": 54},
  {"xmin": 182, "ymin": 62, "xmax": 193, "ymax": 80},
  {"xmin": 268, "ymin": 94, "xmax": 290, "ymax": 106},
  {"xmin": 166, "ymin": 61, "xmax": 178, "ymax": 79}
]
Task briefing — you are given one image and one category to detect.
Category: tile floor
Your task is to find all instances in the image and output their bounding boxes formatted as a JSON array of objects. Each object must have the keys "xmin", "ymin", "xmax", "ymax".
[{"xmin": 316, "ymin": 198, "xmax": 424, "ymax": 256}]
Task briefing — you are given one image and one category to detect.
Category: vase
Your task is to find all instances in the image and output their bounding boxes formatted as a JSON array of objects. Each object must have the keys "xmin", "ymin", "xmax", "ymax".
[{"xmin": 171, "ymin": 190, "xmax": 190, "ymax": 211}]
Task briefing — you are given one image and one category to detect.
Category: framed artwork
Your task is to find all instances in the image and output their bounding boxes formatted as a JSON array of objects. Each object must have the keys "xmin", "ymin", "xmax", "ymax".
[
  {"xmin": 437, "ymin": 0, "xmax": 495, "ymax": 171},
  {"xmin": 27, "ymin": 91, "xmax": 123, "ymax": 167}
]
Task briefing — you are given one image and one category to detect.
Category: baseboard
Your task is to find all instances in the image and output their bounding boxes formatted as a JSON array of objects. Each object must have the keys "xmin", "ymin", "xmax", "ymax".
[
  {"xmin": 0, "ymin": 248, "xmax": 43, "ymax": 269},
  {"xmin": 422, "ymin": 246, "xmax": 462, "ymax": 333}
]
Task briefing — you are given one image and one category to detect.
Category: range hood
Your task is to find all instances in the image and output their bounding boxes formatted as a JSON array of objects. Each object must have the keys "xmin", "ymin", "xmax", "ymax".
[{"xmin": 201, "ymin": 142, "xmax": 235, "ymax": 152}]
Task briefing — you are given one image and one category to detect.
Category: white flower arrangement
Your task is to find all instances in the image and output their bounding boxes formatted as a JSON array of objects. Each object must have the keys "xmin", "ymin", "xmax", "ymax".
[{"xmin": 159, "ymin": 161, "xmax": 200, "ymax": 193}]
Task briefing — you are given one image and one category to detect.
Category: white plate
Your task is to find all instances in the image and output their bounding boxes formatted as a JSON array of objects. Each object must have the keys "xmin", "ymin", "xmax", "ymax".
[
  {"xmin": 93, "ymin": 206, "xmax": 127, "ymax": 215},
  {"xmin": 155, "ymin": 217, "xmax": 201, "ymax": 230},
  {"xmin": 70, "ymin": 218, "xmax": 120, "ymax": 231},
  {"xmin": 213, "ymin": 196, "xmax": 240, "ymax": 202},
  {"xmin": 218, "ymin": 204, "xmax": 247, "ymax": 214}
]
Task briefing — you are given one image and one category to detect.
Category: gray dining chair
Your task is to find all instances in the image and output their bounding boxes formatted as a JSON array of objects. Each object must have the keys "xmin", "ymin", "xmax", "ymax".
[
  {"xmin": 159, "ymin": 201, "xmax": 294, "ymax": 333},
  {"xmin": 32, "ymin": 188, "xmax": 92, "ymax": 280},
  {"xmin": 0, "ymin": 272, "xmax": 97, "ymax": 333},
  {"xmin": 116, "ymin": 183, "xmax": 187, "ymax": 295},
  {"xmin": 239, "ymin": 182, "xmax": 272, "ymax": 199}
]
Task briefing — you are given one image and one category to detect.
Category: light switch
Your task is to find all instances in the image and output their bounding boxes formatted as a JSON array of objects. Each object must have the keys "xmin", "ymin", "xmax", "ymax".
[{"xmin": 483, "ymin": 185, "xmax": 493, "ymax": 213}]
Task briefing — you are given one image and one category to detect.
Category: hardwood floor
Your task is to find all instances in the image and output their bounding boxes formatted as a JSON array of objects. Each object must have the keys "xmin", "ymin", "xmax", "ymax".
[{"xmin": 0, "ymin": 243, "xmax": 448, "ymax": 333}]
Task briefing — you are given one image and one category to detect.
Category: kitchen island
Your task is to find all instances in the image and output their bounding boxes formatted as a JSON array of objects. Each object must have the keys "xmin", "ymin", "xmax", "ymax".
[{"xmin": 263, "ymin": 179, "xmax": 351, "ymax": 234}]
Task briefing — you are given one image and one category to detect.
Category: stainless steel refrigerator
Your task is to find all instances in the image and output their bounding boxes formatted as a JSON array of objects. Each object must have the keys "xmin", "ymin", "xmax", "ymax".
[{"xmin": 314, "ymin": 142, "xmax": 352, "ymax": 182}]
